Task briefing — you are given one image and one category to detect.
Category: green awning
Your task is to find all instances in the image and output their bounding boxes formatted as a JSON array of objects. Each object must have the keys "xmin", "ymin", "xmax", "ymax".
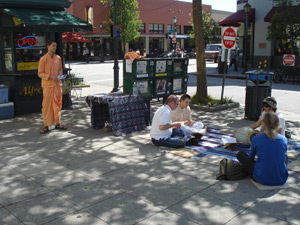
[{"xmin": 3, "ymin": 8, "xmax": 93, "ymax": 31}]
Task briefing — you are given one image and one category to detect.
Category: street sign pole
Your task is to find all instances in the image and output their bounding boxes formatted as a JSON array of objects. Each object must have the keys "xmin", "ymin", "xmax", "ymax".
[{"xmin": 221, "ymin": 27, "xmax": 237, "ymax": 103}]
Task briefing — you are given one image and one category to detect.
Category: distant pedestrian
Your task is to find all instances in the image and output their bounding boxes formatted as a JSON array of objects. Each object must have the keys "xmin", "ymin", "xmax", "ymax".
[
  {"xmin": 229, "ymin": 49, "xmax": 238, "ymax": 71},
  {"xmin": 83, "ymin": 47, "xmax": 90, "ymax": 63}
]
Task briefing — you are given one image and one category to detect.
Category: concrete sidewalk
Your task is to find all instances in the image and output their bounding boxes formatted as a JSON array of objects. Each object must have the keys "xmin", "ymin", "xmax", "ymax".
[{"xmin": 1, "ymin": 83, "xmax": 300, "ymax": 225}]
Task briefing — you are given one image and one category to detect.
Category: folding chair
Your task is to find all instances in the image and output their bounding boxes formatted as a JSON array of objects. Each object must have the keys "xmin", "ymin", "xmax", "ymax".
[{"xmin": 70, "ymin": 77, "xmax": 84, "ymax": 98}]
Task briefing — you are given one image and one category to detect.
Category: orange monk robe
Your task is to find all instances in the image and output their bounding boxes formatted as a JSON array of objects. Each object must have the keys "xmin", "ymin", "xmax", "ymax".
[
  {"xmin": 124, "ymin": 51, "xmax": 144, "ymax": 63},
  {"xmin": 38, "ymin": 53, "xmax": 63, "ymax": 127}
]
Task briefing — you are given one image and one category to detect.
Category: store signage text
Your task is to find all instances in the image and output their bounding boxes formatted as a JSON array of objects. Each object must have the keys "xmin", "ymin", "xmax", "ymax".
[
  {"xmin": 17, "ymin": 36, "xmax": 38, "ymax": 48},
  {"xmin": 19, "ymin": 85, "xmax": 42, "ymax": 97}
]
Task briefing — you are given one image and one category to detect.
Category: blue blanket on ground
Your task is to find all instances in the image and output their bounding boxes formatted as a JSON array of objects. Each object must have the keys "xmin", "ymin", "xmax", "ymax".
[{"xmin": 185, "ymin": 127, "xmax": 300, "ymax": 162}]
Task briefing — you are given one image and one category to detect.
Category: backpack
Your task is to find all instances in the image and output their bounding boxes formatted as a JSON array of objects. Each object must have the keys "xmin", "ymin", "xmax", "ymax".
[{"xmin": 216, "ymin": 158, "xmax": 248, "ymax": 180}]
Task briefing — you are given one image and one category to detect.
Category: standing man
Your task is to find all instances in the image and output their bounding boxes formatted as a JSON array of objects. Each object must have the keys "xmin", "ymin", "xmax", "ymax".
[
  {"xmin": 229, "ymin": 48, "xmax": 238, "ymax": 71},
  {"xmin": 83, "ymin": 47, "xmax": 90, "ymax": 63},
  {"xmin": 38, "ymin": 40, "xmax": 67, "ymax": 134}
]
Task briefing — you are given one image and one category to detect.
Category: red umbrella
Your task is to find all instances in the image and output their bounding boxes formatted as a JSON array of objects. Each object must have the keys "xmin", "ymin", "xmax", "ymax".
[{"xmin": 62, "ymin": 32, "xmax": 92, "ymax": 43}]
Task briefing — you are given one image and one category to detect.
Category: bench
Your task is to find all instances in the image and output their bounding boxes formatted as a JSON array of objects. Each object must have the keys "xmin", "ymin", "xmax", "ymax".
[{"xmin": 70, "ymin": 77, "xmax": 90, "ymax": 98}]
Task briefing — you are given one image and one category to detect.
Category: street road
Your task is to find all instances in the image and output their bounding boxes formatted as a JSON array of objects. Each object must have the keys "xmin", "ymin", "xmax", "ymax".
[{"xmin": 68, "ymin": 59, "xmax": 300, "ymax": 115}]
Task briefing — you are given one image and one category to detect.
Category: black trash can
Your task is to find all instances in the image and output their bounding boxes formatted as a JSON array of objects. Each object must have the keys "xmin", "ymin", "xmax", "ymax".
[{"xmin": 245, "ymin": 70, "xmax": 273, "ymax": 120}]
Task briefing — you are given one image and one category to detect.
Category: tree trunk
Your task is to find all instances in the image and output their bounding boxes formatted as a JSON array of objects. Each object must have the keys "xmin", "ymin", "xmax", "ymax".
[{"xmin": 193, "ymin": 0, "xmax": 207, "ymax": 99}]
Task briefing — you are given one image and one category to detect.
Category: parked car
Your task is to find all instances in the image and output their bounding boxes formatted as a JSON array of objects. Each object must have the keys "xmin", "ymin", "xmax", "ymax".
[
  {"xmin": 188, "ymin": 51, "xmax": 196, "ymax": 58},
  {"xmin": 205, "ymin": 44, "xmax": 222, "ymax": 63}
]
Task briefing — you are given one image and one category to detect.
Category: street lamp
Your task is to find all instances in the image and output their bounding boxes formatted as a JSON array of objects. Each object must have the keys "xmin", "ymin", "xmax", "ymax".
[
  {"xmin": 112, "ymin": 0, "xmax": 119, "ymax": 92},
  {"xmin": 173, "ymin": 16, "xmax": 177, "ymax": 50},
  {"xmin": 243, "ymin": 3, "xmax": 251, "ymax": 74},
  {"xmin": 99, "ymin": 22, "xmax": 104, "ymax": 63}
]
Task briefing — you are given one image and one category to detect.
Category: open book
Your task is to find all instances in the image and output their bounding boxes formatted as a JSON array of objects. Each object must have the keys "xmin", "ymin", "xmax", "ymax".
[
  {"xmin": 57, "ymin": 74, "xmax": 67, "ymax": 80},
  {"xmin": 222, "ymin": 137, "xmax": 237, "ymax": 147}
]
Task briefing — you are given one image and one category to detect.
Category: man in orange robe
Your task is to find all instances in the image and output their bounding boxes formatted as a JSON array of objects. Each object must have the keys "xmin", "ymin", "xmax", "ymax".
[
  {"xmin": 124, "ymin": 49, "xmax": 144, "ymax": 63},
  {"xmin": 38, "ymin": 40, "xmax": 67, "ymax": 134}
]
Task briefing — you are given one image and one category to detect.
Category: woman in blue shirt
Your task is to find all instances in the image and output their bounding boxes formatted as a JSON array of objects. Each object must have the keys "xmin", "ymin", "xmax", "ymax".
[{"xmin": 237, "ymin": 112, "xmax": 288, "ymax": 185}]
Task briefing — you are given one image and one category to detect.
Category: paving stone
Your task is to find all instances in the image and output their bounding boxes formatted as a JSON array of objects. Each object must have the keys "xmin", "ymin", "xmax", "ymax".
[
  {"xmin": 201, "ymin": 178, "xmax": 270, "ymax": 207},
  {"xmin": 249, "ymin": 192, "xmax": 300, "ymax": 224},
  {"xmin": 127, "ymin": 179, "xmax": 197, "ymax": 209},
  {"xmin": 10, "ymin": 158, "xmax": 65, "ymax": 177},
  {"xmin": 70, "ymin": 157, "xmax": 128, "ymax": 179},
  {"xmin": 6, "ymin": 193, "xmax": 78, "ymax": 225},
  {"xmin": 54, "ymin": 180, "xmax": 122, "ymax": 208},
  {"xmin": 45, "ymin": 210, "xmax": 108, "ymax": 225},
  {"xmin": 226, "ymin": 208, "xmax": 291, "ymax": 225},
  {"xmin": 136, "ymin": 210, "xmax": 200, "ymax": 225},
  {"xmin": 32, "ymin": 168, "xmax": 95, "ymax": 190},
  {"xmin": 98, "ymin": 167, "xmax": 158, "ymax": 191},
  {"xmin": 167, "ymin": 192, "xmax": 244, "ymax": 225},
  {"xmin": 0, "ymin": 177, "xmax": 49, "ymax": 206},
  {"xmin": 0, "ymin": 207, "xmax": 22, "ymax": 225},
  {"xmin": 87, "ymin": 193, "xmax": 162, "ymax": 225}
]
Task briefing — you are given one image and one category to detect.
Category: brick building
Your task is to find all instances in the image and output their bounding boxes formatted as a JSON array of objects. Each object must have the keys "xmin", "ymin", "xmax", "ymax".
[{"xmin": 65, "ymin": 0, "xmax": 213, "ymax": 60}]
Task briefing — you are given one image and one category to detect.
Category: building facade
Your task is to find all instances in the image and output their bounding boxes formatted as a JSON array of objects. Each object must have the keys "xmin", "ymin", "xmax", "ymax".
[
  {"xmin": 65, "ymin": 0, "xmax": 218, "ymax": 60},
  {"xmin": 220, "ymin": 0, "xmax": 300, "ymax": 69}
]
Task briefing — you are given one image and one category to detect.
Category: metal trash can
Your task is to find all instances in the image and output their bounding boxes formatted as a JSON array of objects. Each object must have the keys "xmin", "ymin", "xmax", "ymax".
[{"xmin": 245, "ymin": 70, "xmax": 273, "ymax": 120}]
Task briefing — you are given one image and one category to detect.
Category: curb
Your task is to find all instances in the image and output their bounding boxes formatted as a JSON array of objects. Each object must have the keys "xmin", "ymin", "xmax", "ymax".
[{"xmin": 189, "ymin": 73, "xmax": 246, "ymax": 80}]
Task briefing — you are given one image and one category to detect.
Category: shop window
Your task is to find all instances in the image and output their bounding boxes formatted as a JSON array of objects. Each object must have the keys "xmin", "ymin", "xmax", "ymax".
[
  {"xmin": 139, "ymin": 23, "xmax": 145, "ymax": 33},
  {"xmin": 14, "ymin": 33, "xmax": 47, "ymax": 71},
  {"xmin": 184, "ymin": 26, "xmax": 193, "ymax": 34},
  {"xmin": 167, "ymin": 24, "xmax": 181, "ymax": 34},
  {"xmin": 149, "ymin": 24, "xmax": 164, "ymax": 34},
  {"xmin": 3, "ymin": 33, "xmax": 13, "ymax": 72}
]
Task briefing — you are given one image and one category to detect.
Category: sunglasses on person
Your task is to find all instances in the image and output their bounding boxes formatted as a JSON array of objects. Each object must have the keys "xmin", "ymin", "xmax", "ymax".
[{"xmin": 263, "ymin": 103, "xmax": 271, "ymax": 108}]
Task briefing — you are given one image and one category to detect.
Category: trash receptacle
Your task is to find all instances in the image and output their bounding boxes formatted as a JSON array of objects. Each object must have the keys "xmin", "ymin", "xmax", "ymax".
[{"xmin": 245, "ymin": 70, "xmax": 273, "ymax": 120}]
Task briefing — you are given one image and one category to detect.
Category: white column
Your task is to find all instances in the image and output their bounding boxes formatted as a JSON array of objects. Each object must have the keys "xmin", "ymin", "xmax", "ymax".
[{"xmin": 145, "ymin": 36, "xmax": 150, "ymax": 54}]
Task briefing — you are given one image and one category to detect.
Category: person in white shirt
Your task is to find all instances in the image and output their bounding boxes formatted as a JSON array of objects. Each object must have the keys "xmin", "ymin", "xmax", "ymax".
[
  {"xmin": 150, "ymin": 95, "xmax": 199, "ymax": 148},
  {"xmin": 171, "ymin": 94, "xmax": 195, "ymax": 126},
  {"xmin": 249, "ymin": 96, "xmax": 285, "ymax": 136}
]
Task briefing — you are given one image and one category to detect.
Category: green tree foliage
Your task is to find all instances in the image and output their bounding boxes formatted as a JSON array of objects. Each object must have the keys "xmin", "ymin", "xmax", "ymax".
[
  {"xmin": 267, "ymin": 0, "xmax": 300, "ymax": 48},
  {"xmin": 107, "ymin": 0, "xmax": 142, "ymax": 43},
  {"xmin": 189, "ymin": 10, "xmax": 220, "ymax": 46},
  {"xmin": 193, "ymin": 0, "xmax": 207, "ymax": 99}
]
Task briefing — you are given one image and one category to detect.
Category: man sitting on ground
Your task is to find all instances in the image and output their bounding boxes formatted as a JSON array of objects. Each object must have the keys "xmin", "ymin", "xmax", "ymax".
[
  {"xmin": 249, "ymin": 96, "xmax": 285, "ymax": 136},
  {"xmin": 150, "ymin": 95, "xmax": 199, "ymax": 148},
  {"xmin": 171, "ymin": 94, "xmax": 195, "ymax": 126}
]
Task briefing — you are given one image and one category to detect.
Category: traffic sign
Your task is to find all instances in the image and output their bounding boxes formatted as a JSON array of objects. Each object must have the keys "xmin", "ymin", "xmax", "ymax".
[
  {"xmin": 283, "ymin": 54, "xmax": 295, "ymax": 66},
  {"xmin": 172, "ymin": 35, "xmax": 176, "ymax": 44},
  {"xmin": 222, "ymin": 27, "xmax": 237, "ymax": 49}
]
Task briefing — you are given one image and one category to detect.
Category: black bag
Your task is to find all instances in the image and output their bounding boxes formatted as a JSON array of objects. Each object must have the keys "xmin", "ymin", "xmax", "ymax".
[{"xmin": 216, "ymin": 158, "xmax": 248, "ymax": 180}]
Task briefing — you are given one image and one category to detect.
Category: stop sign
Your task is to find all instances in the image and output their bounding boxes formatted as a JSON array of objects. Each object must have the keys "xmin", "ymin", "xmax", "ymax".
[
  {"xmin": 222, "ymin": 27, "xmax": 237, "ymax": 49},
  {"xmin": 172, "ymin": 35, "xmax": 176, "ymax": 44},
  {"xmin": 283, "ymin": 54, "xmax": 295, "ymax": 66}
]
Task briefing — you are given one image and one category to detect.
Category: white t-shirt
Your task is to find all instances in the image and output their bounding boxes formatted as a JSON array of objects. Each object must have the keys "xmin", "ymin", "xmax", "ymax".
[
  {"xmin": 260, "ymin": 111, "xmax": 285, "ymax": 136},
  {"xmin": 150, "ymin": 105, "xmax": 173, "ymax": 140}
]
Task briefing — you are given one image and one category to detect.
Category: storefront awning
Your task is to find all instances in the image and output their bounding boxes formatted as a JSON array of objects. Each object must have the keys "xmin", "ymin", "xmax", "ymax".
[
  {"xmin": 62, "ymin": 32, "xmax": 92, "ymax": 43},
  {"xmin": 168, "ymin": 34, "xmax": 188, "ymax": 39},
  {"xmin": 264, "ymin": 6, "xmax": 300, "ymax": 22},
  {"xmin": 219, "ymin": 8, "xmax": 255, "ymax": 26},
  {"xmin": 3, "ymin": 8, "xmax": 92, "ymax": 31}
]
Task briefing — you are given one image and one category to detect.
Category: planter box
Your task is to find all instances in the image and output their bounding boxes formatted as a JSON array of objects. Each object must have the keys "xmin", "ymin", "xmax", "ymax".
[{"xmin": 190, "ymin": 102, "xmax": 240, "ymax": 112}]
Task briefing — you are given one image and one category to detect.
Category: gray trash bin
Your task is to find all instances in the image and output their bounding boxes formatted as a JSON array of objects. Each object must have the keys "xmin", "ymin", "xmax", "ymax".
[{"xmin": 245, "ymin": 70, "xmax": 273, "ymax": 120}]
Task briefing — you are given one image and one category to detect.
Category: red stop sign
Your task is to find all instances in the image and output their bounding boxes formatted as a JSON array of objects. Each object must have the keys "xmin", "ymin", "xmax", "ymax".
[
  {"xmin": 172, "ymin": 35, "xmax": 176, "ymax": 44},
  {"xmin": 283, "ymin": 54, "xmax": 295, "ymax": 66},
  {"xmin": 223, "ymin": 27, "xmax": 236, "ymax": 49}
]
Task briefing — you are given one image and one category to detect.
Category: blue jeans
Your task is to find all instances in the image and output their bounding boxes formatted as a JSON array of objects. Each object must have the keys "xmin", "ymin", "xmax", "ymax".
[{"xmin": 152, "ymin": 128, "xmax": 187, "ymax": 148}]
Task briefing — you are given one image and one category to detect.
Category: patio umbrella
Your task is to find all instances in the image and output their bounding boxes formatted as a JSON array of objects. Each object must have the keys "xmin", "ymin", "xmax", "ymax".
[
  {"xmin": 62, "ymin": 32, "xmax": 92, "ymax": 68},
  {"xmin": 62, "ymin": 32, "xmax": 92, "ymax": 43}
]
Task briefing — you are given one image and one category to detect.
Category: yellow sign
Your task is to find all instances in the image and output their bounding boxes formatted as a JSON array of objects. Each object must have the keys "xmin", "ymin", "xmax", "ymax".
[
  {"xmin": 19, "ymin": 85, "xmax": 43, "ymax": 97},
  {"xmin": 13, "ymin": 17, "xmax": 23, "ymax": 26},
  {"xmin": 17, "ymin": 62, "xmax": 39, "ymax": 71},
  {"xmin": 155, "ymin": 73, "xmax": 167, "ymax": 77}
]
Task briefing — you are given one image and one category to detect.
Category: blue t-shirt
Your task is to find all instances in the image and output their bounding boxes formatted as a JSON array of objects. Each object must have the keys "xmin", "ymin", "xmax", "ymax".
[{"xmin": 249, "ymin": 133, "xmax": 288, "ymax": 185}]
